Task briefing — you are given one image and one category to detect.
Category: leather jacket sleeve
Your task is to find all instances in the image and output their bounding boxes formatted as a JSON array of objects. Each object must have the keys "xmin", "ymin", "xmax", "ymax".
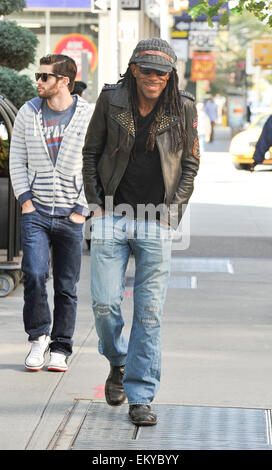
[
  {"xmin": 170, "ymin": 97, "xmax": 200, "ymax": 224},
  {"xmin": 82, "ymin": 92, "xmax": 107, "ymax": 207}
]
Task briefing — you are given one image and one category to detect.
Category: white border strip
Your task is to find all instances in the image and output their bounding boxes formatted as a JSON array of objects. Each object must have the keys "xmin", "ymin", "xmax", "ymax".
[{"xmin": 265, "ymin": 409, "xmax": 272, "ymax": 445}]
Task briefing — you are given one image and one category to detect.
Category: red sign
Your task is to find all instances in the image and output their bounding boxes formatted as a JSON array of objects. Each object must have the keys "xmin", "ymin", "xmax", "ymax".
[
  {"xmin": 53, "ymin": 34, "xmax": 98, "ymax": 79},
  {"xmin": 190, "ymin": 52, "xmax": 216, "ymax": 82}
]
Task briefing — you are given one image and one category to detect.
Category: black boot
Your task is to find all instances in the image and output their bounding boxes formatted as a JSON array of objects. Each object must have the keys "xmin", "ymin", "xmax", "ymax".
[
  {"xmin": 129, "ymin": 405, "xmax": 157, "ymax": 426},
  {"xmin": 105, "ymin": 364, "xmax": 126, "ymax": 406}
]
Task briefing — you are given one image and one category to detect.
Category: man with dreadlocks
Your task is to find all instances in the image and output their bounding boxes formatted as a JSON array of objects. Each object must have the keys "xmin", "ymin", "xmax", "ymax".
[{"xmin": 82, "ymin": 38, "xmax": 200, "ymax": 425}]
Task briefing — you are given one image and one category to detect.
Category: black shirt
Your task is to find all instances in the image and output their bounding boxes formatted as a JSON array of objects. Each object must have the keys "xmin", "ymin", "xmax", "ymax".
[{"xmin": 114, "ymin": 106, "xmax": 165, "ymax": 217}]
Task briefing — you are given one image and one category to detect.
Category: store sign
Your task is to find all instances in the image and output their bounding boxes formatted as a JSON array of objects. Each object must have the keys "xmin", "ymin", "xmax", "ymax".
[
  {"xmin": 26, "ymin": 0, "xmax": 92, "ymax": 8},
  {"xmin": 121, "ymin": 0, "xmax": 140, "ymax": 8},
  {"xmin": 53, "ymin": 34, "xmax": 98, "ymax": 78},
  {"xmin": 173, "ymin": 20, "xmax": 220, "ymax": 33},
  {"xmin": 171, "ymin": 18, "xmax": 219, "ymax": 49},
  {"xmin": 190, "ymin": 52, "xmax": 215, "ymax": 82},
  {"xmin": 189, "ymin": 30, "xmax": 218, "ymax": 49}
]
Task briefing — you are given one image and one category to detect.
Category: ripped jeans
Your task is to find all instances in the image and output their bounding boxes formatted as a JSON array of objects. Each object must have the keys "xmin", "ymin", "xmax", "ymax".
[{"xmin": 90, "ymin": 215, "xmax": 172, "ymax": 405}]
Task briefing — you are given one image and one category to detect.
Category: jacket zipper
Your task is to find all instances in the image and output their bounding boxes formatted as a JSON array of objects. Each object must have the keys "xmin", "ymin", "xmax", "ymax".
[
  {"xmin": 36, "ymin": 112, "xmax": 51, "ymax": 162},
  {"xmin": 35, "ymin": 104, "xmax": 82, "ymax": 216},
  {"xmin": 51, "ymin": 167, "xmax": 56, "ymax": 215}
]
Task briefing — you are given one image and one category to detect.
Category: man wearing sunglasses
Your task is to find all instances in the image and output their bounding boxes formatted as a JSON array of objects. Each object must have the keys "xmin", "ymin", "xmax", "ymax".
[
  {"xmin": 10, "ymin": 54, "xmax": 92, "ymax": 372},
  {"xmin": 82, "ymin": 38, "xmax": 200, "ymax": 426}
]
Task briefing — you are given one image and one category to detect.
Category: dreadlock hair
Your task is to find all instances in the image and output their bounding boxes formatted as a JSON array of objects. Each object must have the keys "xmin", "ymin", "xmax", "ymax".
[{"xmin": 118, "ymin": 66, "xmax": 187, "ymax": 153}]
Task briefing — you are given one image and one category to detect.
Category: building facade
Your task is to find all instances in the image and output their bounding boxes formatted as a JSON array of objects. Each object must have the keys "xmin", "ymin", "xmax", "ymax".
[{"xmin": 9, "ymin": 1, "xmax": 160, "ymax": 103}]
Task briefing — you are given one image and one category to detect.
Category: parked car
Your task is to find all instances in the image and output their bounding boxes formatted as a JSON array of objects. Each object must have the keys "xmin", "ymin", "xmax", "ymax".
[{"xmin": 229, "ymin": 113, "xmax": 272, "ymax": 170}]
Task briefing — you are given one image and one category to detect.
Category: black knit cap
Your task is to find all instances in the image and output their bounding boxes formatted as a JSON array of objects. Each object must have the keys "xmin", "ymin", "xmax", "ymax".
[{"xmin": 129, "ymin": 37, "xmax": 177, "ymax": 73}]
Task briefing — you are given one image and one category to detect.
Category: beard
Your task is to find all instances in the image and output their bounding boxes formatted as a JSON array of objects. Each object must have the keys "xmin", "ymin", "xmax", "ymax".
[{"xmin": 37, "ymin": 83, "xmax": 58, "ymax": 99}]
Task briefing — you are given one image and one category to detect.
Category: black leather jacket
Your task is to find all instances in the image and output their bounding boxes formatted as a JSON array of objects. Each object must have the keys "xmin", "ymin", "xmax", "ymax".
[{"xmin": 82, "ymin": 83, "xmax": 200, "ymax": 228}]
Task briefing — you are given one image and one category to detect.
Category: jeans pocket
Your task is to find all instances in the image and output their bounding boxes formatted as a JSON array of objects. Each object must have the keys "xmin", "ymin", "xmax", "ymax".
[
  {"xmin": 67, "ymin": 214, "xmax": 85, "ymax": 227},
  {"xmin": 68, "ymin": 216, "xmax": 84, "ymax": 225},
  {"xmin": 21, "ymin": 209, "xmax": 37, "ymax": 216}
]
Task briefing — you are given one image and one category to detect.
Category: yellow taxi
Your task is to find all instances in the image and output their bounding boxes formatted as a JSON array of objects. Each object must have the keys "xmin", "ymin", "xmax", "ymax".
[{"xmin": 229, "ymin": 113, "xmax": 272, "ymax": 169}]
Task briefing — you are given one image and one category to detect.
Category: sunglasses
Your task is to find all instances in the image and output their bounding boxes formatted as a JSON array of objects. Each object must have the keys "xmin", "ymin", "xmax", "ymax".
[
  {"xmin": 138, "ymin": 67, "xmax": 168, "ymax": 77},
  {"xmin": 35, "ymin": 72, "xmax": 66, "ymax": 82}
]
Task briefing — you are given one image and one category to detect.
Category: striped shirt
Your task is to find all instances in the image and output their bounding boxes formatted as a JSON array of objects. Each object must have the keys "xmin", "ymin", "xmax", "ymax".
[{"xmin": 42, "ymin": 97, "xmax": 76, "ymax": 166}]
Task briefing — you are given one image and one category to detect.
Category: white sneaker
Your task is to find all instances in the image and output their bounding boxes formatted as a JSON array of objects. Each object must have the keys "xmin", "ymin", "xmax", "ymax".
[
  {"xmin": 25, "ymin": 335, "xmax": 50, "ymax": 371},
  {"xmin": 48, "ymin": 352, "xmax": 68, "ymax": 372}
]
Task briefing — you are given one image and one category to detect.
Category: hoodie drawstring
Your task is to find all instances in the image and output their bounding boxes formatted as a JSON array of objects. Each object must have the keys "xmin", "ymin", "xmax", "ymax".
[{"xmin": 33, "ymin": 114, "xmax": 37, "ymax": 136}]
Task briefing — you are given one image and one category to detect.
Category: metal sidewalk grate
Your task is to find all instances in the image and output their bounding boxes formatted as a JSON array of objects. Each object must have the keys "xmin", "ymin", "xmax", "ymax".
[{"xmin": 49, "ymin": 401, "xmax": 272, "ymax": 450}]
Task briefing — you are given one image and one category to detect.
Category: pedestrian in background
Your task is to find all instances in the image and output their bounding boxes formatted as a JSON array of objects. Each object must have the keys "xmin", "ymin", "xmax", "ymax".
[
  {"xmin": 246, "ymin": 103, "xmax": 252, "ymax": 124},
  {"xmin": 204, "ymin": 95, "xmax": 218, "ymax": 142},
  {"xmin": 9, "ymin": 54, "xmax": 91, "ymax": 372},
  {"xmin": 82, "ymin": 38, "xmax": 200, "ymax": 426},
  {"xmin": 72, "ymin": 80, "xmax": 87, "ymax": 97},
  {"xmin": 196, "ymin": 101, "xmax": 211, "ymax": 155}
]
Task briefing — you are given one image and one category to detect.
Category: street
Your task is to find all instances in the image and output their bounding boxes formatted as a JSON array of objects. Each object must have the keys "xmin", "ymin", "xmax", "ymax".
[{"xmin": 1, "ymin": 125, "xmax": 272, "ymax": 450}]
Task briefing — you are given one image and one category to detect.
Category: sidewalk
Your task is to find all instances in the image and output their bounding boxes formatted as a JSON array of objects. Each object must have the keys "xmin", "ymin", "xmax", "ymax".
[
  {"xmin": 1, "ymin": 251, "xmax": 272, "ymax": 450},
  {"xmin": 204, "ymin": 125, "xmax": 232, "ymax": 153}
]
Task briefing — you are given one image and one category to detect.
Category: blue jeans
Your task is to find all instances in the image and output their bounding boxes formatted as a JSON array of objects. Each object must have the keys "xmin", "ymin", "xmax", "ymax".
[
  {"xmin": 20, "ymin": 210, "xmax": 83, "ymax": 356},
  {"xmin": 90, "ymin": 215, "xmax": 172, "ymax": 404}
]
